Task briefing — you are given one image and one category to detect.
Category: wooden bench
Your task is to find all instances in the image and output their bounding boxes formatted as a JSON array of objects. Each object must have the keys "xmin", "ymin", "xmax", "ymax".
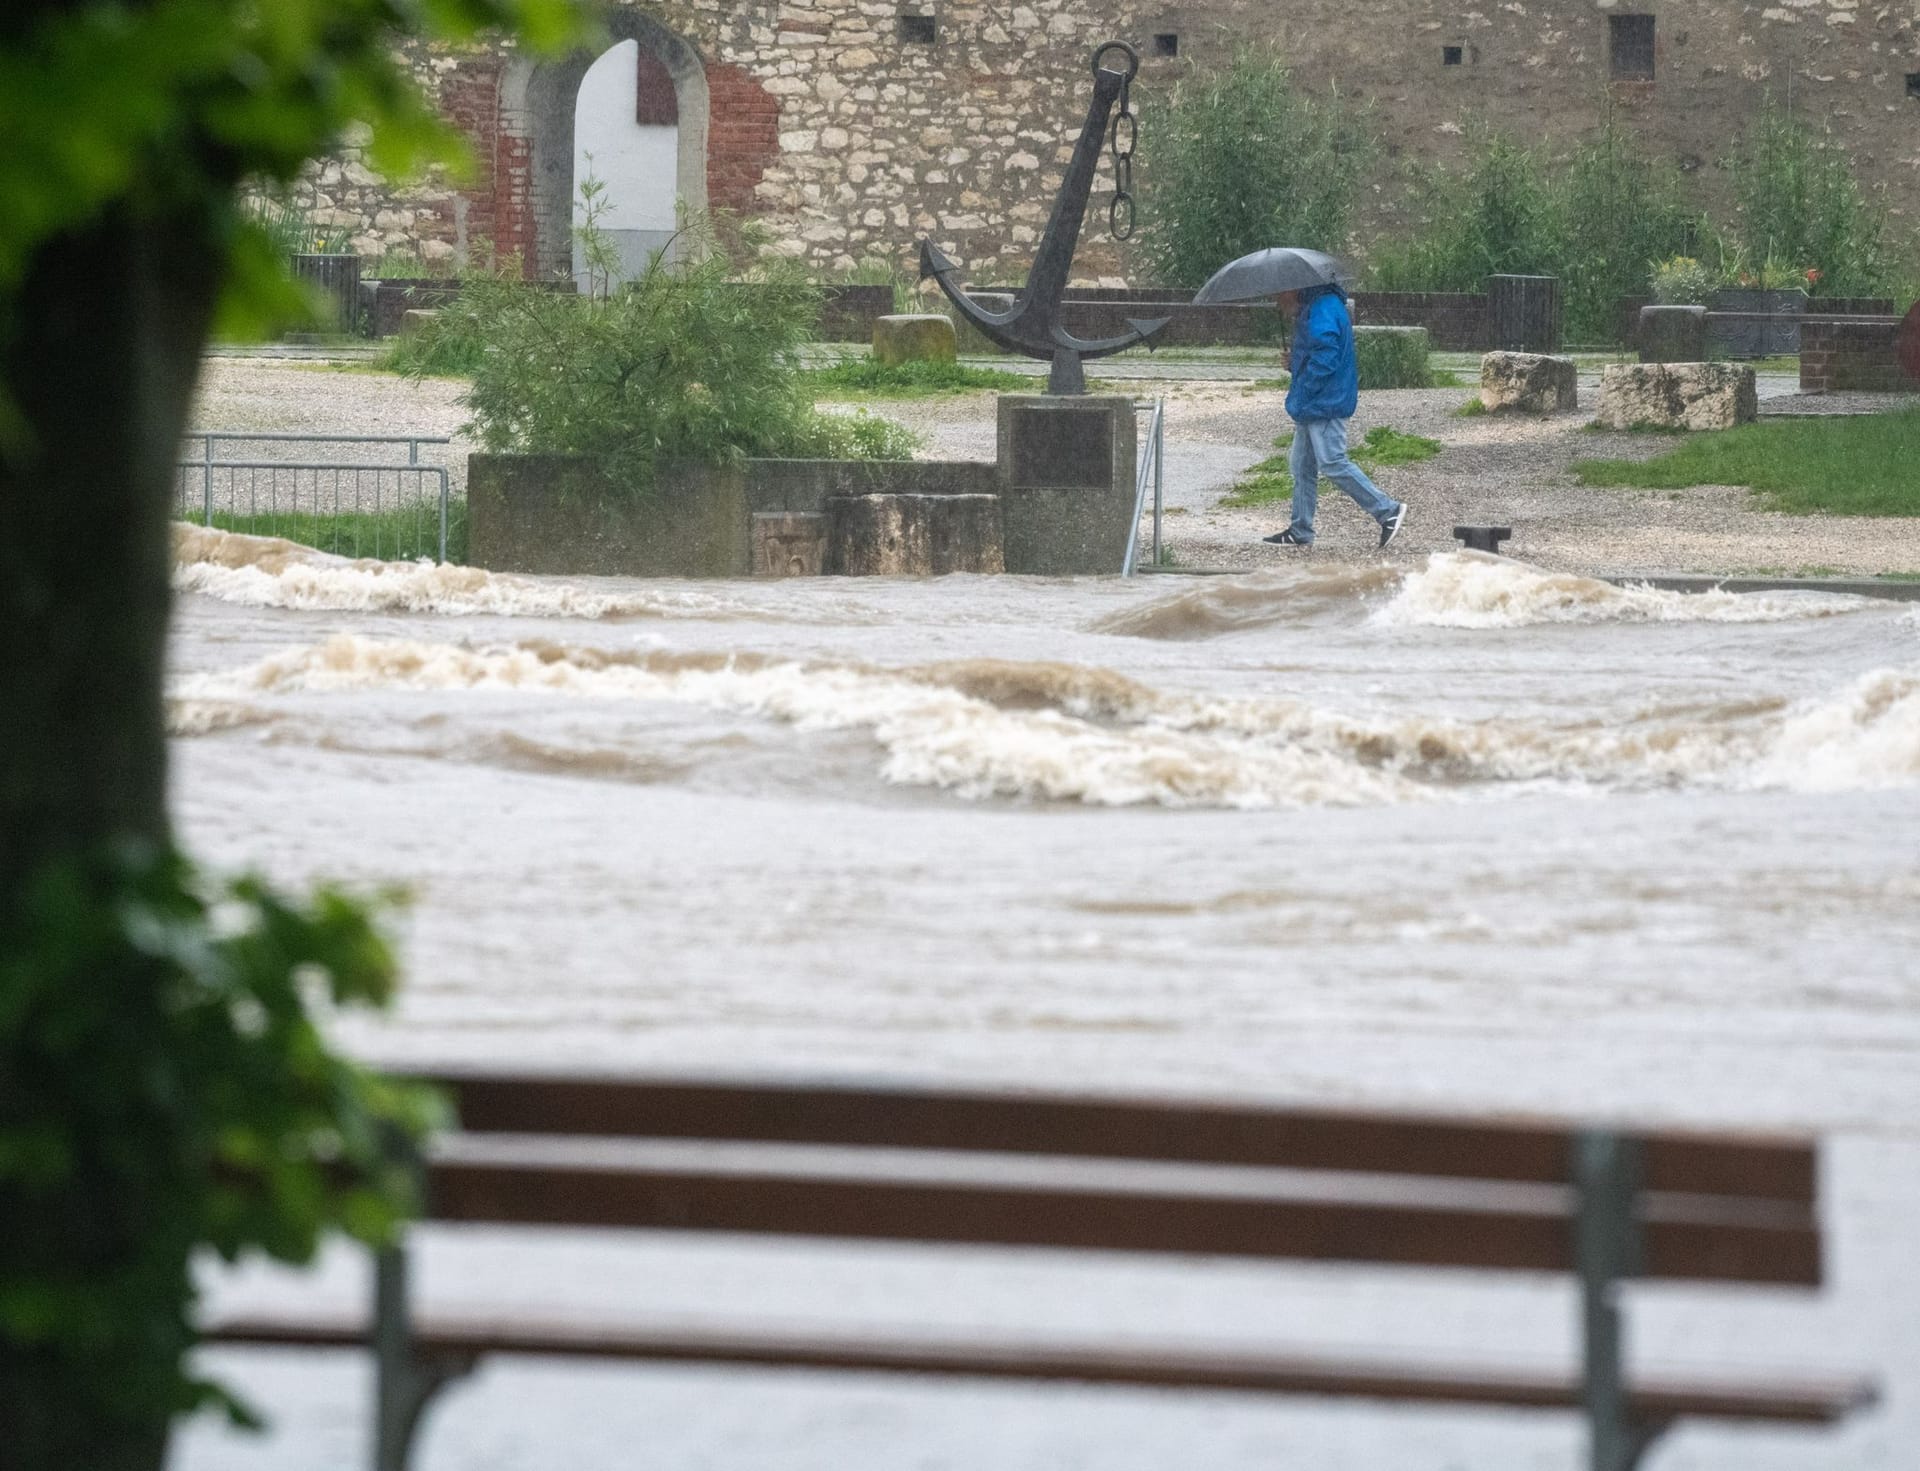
[{"xmin": 205, "ymin": 1071, "xmax": 1875, "ymax": 1471}]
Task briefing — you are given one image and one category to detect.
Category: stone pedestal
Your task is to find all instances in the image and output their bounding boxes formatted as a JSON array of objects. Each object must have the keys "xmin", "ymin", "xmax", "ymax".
[
  {"xmin": 1479, "ymin": 351, "xmax": 1578, "ymax": 414},
  {"xmin": 1593, "ymin": 363, "xmax": 1758, "ymax": 432},
  {"xmin": 826, "ymin": 493, "xmax": 1003, "ymax": 575},
  {"xmin": 873, "ymin": 314, "xmax": 957, "ymax": 366},
  {"xmin": 1638, "ymin": 306, "xmax": 1708, "ymax": 364},
  {"xmin": 995, "ymin": 395, "xmax": 1136, "ymax": 576}
]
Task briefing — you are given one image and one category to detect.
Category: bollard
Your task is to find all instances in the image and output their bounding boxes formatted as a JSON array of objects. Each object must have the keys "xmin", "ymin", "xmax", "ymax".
[{"xmin": 1453, "ymin": 525, "xmax": 1512, "ymax": 554}]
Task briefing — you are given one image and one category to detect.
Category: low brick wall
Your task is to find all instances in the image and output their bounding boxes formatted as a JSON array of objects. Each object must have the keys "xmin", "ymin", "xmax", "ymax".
[
  {"xmin": 1799, "ymin": 319, "xmax": 1910, "ymax": 393},
  {"xmin": 1351, "ymin": 292, "xmax": 1489, "ymax": 351}
]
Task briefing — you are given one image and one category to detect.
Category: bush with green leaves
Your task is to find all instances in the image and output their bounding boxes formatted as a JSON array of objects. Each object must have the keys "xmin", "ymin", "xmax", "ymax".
[
  {"xmin": 1365, "ymin": 132, "xmax": 1566, "ymax": 295},
  {"xmin": 1558, "ymin": 122, "xmax": 1701, "ymax": 339},
  {"xmin": 1725, "ymin": 104, "xmax": 1896, "ymax": 297},
  {"xmin": 1651, "ymin": 256, "xmax": 1716, "ymax": 306},
  {"xmin": 1136, "ymin": 48, "xmax": 1373, "ymax": 288},
  {"xmin": 1, "ymin": 843, "xmax": 432, "ymax": 1463},
  {"xmin": 429, "ymin": 216, "xmax": 919, "ymax": 484},
  {"xmin": 1354, "ymin": 326, "xmax": 1433, "ymax": 389}
]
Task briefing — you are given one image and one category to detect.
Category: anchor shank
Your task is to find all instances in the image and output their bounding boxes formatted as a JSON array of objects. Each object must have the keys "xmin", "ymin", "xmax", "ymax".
[{"xmin": 1021, "ymin": 65, "xmax": 1127, "ymax": 333}]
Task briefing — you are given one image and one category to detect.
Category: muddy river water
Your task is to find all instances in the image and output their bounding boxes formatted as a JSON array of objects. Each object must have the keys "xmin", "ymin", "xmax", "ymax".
[{"xmin": 168, "ymin": 527, "xmax": 1919, "ymax": 1471}]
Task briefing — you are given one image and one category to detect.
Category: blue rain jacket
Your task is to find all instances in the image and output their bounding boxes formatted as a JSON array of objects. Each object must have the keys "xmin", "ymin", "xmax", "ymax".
[{"xmin": 1284, "ymin": 283, "xmax": 1359, "ymax": 422}]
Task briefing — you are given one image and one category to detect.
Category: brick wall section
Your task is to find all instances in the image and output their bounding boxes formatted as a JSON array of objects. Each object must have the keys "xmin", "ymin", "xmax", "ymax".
[
  {"xmin": 1799, "ymin": 320, "xmax": 1910, "ymax": 393},
  {"xmin": 706, "ymin": 64, "xmax": 780, "ymax": 215},
  {"xmin": 1349, "ymin": 293, "xmax": 1490, "ymax": 352}
]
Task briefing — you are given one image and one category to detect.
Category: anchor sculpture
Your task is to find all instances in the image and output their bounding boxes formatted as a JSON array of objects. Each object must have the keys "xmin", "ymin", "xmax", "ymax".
[{"xmin": 919, "ymin": 40, "xmax": 1168, "ymax": 395}]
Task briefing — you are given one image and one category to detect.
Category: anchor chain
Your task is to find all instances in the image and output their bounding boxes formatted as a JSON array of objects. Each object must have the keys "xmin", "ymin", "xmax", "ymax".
[{"xmin": 1094, "ymin": 41, "xmax": 1140, "ymax": 241}]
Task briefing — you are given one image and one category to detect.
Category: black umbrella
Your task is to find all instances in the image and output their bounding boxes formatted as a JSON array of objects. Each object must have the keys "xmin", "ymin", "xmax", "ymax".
[{"xmin": 1192, "ymin": 247, "xmax": 1349, "ymax": 305}]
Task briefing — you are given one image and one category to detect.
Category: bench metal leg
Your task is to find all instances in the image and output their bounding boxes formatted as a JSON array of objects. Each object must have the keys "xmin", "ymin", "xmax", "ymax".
[
  {"xmin": 1574, "ymin": 1131, "xmax": 1664, "ymax": 1471},
  {"xmin": 373, "ymin": 1244, "xmax": 478, "ymax": 1471}
]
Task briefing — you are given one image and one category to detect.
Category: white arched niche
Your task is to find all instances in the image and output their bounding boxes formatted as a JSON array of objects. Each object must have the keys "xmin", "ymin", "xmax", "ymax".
[{"xmin": 572, "ymin": 39, "xmax": 680, "ymax": 288}]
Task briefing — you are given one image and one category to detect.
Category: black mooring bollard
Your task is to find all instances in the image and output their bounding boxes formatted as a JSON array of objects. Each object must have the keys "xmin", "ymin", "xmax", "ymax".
[{"xmin": 1452, "ymin": 525, "xmax": 1513, "ymax": 554}]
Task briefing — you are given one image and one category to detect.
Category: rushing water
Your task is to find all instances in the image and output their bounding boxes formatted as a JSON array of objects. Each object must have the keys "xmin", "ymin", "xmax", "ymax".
[{"xmin": 169, "ymin": 527, "xmax": 1920, "ymax": 1471}]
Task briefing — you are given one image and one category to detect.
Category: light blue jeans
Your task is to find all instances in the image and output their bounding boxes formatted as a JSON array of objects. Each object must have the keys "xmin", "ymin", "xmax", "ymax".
[{"xmin": 1287, "ymin": 417, "xmax": 1399, "ymax": 543}]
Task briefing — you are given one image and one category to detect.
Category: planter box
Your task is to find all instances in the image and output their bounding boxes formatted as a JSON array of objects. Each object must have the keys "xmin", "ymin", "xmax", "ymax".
[
  {"xmin": 290, "ymin": 253, "xmax": 362, "ymax": 332},
  {"xmin": 1710, "ymin": 288, "xmax": 1806, "ymax": 358}
]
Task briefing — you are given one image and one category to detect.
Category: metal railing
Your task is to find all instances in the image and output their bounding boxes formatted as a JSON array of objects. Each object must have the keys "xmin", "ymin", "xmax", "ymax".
[
  {"xmin": 176, "ymin": 431, "xmax": 456, "ymax": 562},
  {"xmin": 1122, "ymin": 397, "xmax": 1165, "ymax": 576}
]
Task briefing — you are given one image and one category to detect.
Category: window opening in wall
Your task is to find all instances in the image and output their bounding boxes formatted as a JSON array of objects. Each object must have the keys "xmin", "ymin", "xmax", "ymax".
[
  {"xmin": 897, "ymin": 13, "xmax": 937, "ymax": 43},
  {"xmin": 1442, "ymin": 45, "xmax": 1463, "ymax": 65},
  {"xmin": 1609, "ymin": 15, "xmax": 1655, "ymax": 82},
  {"xmin": 1153, "ymin": 33, "xmax": 1179, "ymax": 58},
  {"xmin": 1906, "ymin": 72, "xmax": 1920, "ymax": 98}
]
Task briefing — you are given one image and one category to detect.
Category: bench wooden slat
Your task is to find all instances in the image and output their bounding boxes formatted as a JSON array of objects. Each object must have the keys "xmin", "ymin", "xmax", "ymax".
[
  {"xmin": 422, "ymin": 1156, "xmax": 1823, "ymax": 1285},
  {"xmin": 202, "ymin": 1313, "xmax": 1874, "ymax": 1425},
  {"xmin": 420, "ymin": 1072, "xmax": 1817, "ymax": 1205}
]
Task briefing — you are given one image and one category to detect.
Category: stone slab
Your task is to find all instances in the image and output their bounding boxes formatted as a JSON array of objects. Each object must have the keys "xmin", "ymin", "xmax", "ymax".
[
  {"xmin": 1593, "ymin": 362, "xmax": 1757, "ymax": 432},
  {"xmin": 1479, "ymin": 352, "xmax": 1577, "ymax": 414}
]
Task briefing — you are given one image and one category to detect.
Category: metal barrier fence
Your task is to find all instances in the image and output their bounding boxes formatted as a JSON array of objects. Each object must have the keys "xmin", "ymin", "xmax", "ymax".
[
  {"xmin": 176, "ymin": 431, "xmax": 456, "ymax": 562},
  {"xmin": 1122, "ymin": 397, "xmax": 1166, "ymax": 576}
]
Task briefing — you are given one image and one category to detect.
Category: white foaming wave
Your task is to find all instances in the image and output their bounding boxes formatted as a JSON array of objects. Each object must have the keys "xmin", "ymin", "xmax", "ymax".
[
  {"xmin": 173, "ymin": 636, "xmax": 1420, "ymax": 809},
  {"xmin": 1749, "ymin": 667, "xmax": 1920, "ymax": 791},
  {"xmin": 1377, "ymin": 552, "xmax": 1867, "ymax": 628},
  {"xmin": 171, "ymin": 524, "xmax": 751, "ymax": 620},
  {"xmin": 174, "ymin": 636, "xmax": 1920, "ymax": 807}
]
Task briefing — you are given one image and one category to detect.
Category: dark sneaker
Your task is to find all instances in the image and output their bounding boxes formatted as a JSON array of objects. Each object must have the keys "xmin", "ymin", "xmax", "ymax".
[
  {"xmin": 1262, "ymin": 529, "xmax": 1312, "ymax": 546},
  {"xmin": 1378, "ymin": 503, "xmax": 1408, "ymax": 549}
]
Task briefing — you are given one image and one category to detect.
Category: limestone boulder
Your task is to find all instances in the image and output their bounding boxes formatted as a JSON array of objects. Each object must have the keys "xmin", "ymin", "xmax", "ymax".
[
  {"xmin": 1479, "ymin": 351, "xmax": 1578, "ymax": 414},
  {"xmin": 872, "ymin": 313, "xmax": 957, "ymax": 367},
  {"xmin": 1593, "ymin": 363, "xmax": 1757, "ymax": 432},
  {"xmin": 399, "ymin": 308, "xmax": 440, "ymax": 335},
  {"xmin": 827, "ymin": 492, "xmax": 1003, "ymax": 576}
]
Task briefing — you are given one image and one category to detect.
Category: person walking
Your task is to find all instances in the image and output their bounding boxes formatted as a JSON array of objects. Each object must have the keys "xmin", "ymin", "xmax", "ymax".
[{"xmin": 1263, "ymin": 282, "xmax": 1407, "ymax": 549}]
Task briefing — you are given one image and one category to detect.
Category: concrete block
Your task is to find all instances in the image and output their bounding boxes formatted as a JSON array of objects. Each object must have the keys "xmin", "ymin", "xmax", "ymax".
[
  {"xmin": 1593, "ymin": 363, "xmax": 1758, "ymax": 432},
  {"xmin": 872, "ymin": 313, "xmax": 957, "ymax": 366},
  {"xmin": 752, "ymin": 512, "xmax": 827, "ymax": 576}
]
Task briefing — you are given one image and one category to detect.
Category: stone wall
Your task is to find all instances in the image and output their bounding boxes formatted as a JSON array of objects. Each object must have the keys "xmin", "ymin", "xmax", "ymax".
[{"xmin": 287, "ymin": 0, "xmax": 1920, "ymax": 284}]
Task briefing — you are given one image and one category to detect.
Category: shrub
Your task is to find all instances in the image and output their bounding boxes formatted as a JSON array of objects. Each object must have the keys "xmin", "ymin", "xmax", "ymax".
[
  {"xmin": 1136, "ymin": 47, "xmax": 1374, "ymax": 288},
  {"xmin": 1725, "ymin": 104, "xmax": 1896, "ymax": 297},
  {"xmin": 1355, "ymin": 326, "xmax": 1433, "ymax": 389},
  {"xmin": 1558, "ymin": 121, "xmax": 1701, "ymax": 339},
  {"xmin": 1651, "ymin": 256, "xmax": 1716, "ymax": 305},
  {"xmin": 1365, "ymin": 132, "xmax": 1565, "ymax": 293},
  {"xmin": 801, "ymin": 357, "xmax": 1030, "ymax": 398},
  {"xmin": 416, "ymin": 215, "xmax": 917, "ymax": 486}
]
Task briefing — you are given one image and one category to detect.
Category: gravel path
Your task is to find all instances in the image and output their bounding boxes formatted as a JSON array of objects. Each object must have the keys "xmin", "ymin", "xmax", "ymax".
[{"xmin": 190, "ymin": 358, "xmax": 1920, "ymax": 578}]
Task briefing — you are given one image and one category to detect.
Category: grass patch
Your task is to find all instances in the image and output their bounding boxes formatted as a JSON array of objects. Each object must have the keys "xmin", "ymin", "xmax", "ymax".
[
  {"xmin": 1242, "ymin": 375, "xmax": 1291, "ymax": 393},
  {"xmin": 201, "ymin": 503, "xmax": 468, "ymax": 563},
  {"xmin": 1573, "ymin": 407, "xmax": 1920, "ymax": 515},
  {"xmin": 1453, "ymin": 396, "xmax": 1488, "ymax": 418},
  {"xmin": 1219, "ymin": 427, "xmax": 1440, "ymax": 507},
  {"xmin": 800, "ymin": 357, "xmax": 1031, "ymax": 399}
]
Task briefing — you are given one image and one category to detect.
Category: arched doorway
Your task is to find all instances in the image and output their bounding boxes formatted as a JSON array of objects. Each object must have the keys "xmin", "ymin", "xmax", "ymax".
[
  {"xmin": 504, "ymin": 14, "xmax": 709, "ymax": 284},
  {"xmin": 573, "ymin": 40, "xmax": 679, "ymax": 286}
]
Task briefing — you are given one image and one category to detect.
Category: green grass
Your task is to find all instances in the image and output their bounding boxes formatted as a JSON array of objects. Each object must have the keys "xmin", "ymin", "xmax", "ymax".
[
  {"xmin": 1573, "ymin": 407, "xmax": 1920, "ymax": 515},
  {"xmin": 1219, "ymin": 427, "xmax": 1441, "ymax": 507},
  {"xmin": 203, "ymin": 502, "xmax": 468, "ymax": 563},
  {"xmin": 1453, "ymin": 396, "xmax": 1488, "ymax": 418},
  {"xmin": 800, "ymin": 357, "xmax": 1032, "ymax": 399}
]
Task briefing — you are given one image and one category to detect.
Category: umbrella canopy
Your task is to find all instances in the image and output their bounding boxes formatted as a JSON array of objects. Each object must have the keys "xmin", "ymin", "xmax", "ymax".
[{"xmin": 1191, "ymin": 247, "xmax": 1349, "ymax": 305}]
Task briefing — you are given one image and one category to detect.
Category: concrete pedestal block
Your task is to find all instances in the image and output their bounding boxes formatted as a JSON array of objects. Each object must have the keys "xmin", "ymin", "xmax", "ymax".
[
  {"xmin": 826, "ymin": 493, "xmax": 1004, "ymax": 575},
  {"xmin": 1479, "ymin": 351, "xmax": 1578, "ymax": 414},
  {"xmin": 872, "ymin": 314, "xmax": 957, "ymax": 366},
  {"xmin": 399, "ymin": 308, "xmax": 440, "ymax": 335},
  {"xmin": 996, "ymin": 395, "xmax": 1137, "ymax": 576},
  {"xmin": 1638, "ymin": 306, "xmax": 1709, "ymax": 364},
  {"xmin": 1594, "ymin": 363, "xmax": 1758, "ymax": 432}
]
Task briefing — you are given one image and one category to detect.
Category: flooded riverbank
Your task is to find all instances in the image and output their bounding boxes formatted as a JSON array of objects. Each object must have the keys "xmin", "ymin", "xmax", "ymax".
[{"xmin": 170, "ymin": 528, "xmax": 1919, "ymax": 1471}]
